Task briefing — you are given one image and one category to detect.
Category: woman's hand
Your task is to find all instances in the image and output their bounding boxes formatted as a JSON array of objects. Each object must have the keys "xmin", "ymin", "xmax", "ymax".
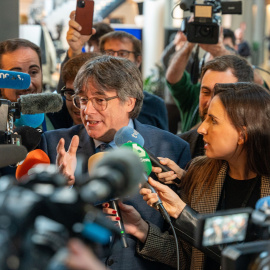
[
  {"xmin": 140, "ymin": 178, "xmax": 186, "ymax": 219},
  {"xmin": 152, "ymin": 157, "xmax": 186, "ymax": 184},
  {"xmin": 102, "ymin": 201, "xmax": 149, "ymax": 243}
]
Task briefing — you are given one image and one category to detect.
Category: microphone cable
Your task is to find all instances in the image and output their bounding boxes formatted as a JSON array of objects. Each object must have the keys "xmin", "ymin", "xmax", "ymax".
[{"xmin": 143, "ymin": 181, "xmax": 180, "ymax": 270}]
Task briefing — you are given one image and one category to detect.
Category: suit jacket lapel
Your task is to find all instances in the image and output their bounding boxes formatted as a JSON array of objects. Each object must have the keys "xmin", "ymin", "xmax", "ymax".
[
  {"xmin": 77, "ymin": 126, "xmax": 96, "ymax": 157},
  {"xmin": 134, "ymin": 119, "xmax": 155, "ymax": 153}
]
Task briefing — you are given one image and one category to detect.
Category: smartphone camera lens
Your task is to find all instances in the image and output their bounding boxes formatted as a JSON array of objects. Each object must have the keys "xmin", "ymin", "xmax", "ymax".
[{"xmin": 77, "ymin": 0, "xmax": 85, "ymax": 8}]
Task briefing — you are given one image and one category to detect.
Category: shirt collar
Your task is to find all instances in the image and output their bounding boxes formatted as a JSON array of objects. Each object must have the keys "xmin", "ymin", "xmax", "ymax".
[{"xmin": 93, "ymin": 119, "xmax": 134, "ymax": 149}]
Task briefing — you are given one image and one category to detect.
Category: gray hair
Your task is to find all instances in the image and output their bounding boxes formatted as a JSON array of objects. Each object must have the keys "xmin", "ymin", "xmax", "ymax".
[{"xmin": 74, "ymin": 55, "xmax": 143, "ymax": 119}]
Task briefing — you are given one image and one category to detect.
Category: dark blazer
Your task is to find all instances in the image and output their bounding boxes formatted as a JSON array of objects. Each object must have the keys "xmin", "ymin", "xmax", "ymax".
[{"xmin": 40, "ymin": 119, "xmax": 191, "ymax": 270}]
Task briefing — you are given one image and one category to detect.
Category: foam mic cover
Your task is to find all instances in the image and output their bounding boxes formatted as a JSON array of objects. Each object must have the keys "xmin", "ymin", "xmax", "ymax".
[
  {"xmin": 0, "ymin": 145, "xmax": 27, "ymax": 168},
  {"xmin": 121, "ymin": 142, "xmax": 152, "ymax": 176},
  {"xmin": 255, "ymin": 196, "xmax": 270, "ymax": 210},
  {"xmin": 121, "ymin": 142, "xmax": 171, "ymax": 223},
  {"xmin": 13, "ymin": 126, "xmax": 42, "ymax": 152},
  {"xmin": 114, "ymin": 126, "xmax": 144, "ymax": 147},
  {"xmin": 114, "ymin": 127, "xmax": 179, "ymax": 183},
  {"xmin": 18, "ymin": 93, "xmax": 63, "ymax": 114},
  {"xmin": 88, "ymin": 152, "xmax": 106, "ymax": 173},
  {"xmin": 14, "ymin": 113, "xmax": 45, "ymax": 128},
  {"xmin": 16, "ymin": 149, "xmax": 50, "ymax": 180},
  {"xmin": 0, "ymin": 70, "xmax": 31, "ymax": 89}
]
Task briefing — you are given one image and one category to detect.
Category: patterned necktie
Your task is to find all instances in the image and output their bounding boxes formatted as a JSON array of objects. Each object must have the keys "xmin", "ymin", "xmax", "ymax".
[{"xmin": 97, "ymin": 143, "xmax": 112, "ymax": 152}]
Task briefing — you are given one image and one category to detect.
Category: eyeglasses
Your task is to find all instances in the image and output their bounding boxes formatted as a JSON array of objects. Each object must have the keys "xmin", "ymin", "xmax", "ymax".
[
  {"xmin": 103, "ymin": 50, "xmax": 136, "ymax": 59},
  {"xmin": 72, "ymin": 95, "xmax": 119, "ymax": 111},
  {"xmin": 61, "ymin": 86, "xmax": 75, "ymax": 101}
]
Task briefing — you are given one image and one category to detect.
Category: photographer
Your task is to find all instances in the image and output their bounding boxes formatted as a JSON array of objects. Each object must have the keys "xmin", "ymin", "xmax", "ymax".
[{"xmin": 104, "ymin": 82, "xmax": 270, "ymax": 269}]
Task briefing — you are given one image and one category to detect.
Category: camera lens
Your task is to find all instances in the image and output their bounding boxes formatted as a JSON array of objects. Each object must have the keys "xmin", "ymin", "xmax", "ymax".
[
  {"xmin": 77, "ymin": 0, "xmax": 85, "ymax": 8},
  {"xmin": 199, "ymin": 26, "xmax": 212, "ymax": 37}
]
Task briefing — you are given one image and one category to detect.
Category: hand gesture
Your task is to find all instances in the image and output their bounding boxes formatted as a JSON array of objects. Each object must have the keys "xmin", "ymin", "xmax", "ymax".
[
  {"xmin": 56, "ymin": 135, "xmax": 79, "ymax": 186},
  {"xmin": 140, "ymin": 178, "xmax": 186, "ymax": 219}
]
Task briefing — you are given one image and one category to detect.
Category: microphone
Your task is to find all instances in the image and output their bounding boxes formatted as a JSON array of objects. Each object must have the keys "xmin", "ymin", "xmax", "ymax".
[
  {"xmin": 14, "ymin": 113, "xmax": 45, "ymax": 128},
  {"xmin": 121, "ymin": 142, "xmax": 172, "ymax": 223},
  {"xmin": 15, "ymin": 149, "xmax": 50, "ymax": 180},
  {"xmin": 255, "ymin": 197, "xmax": 270, "ymax": 211},
  {"xmin": 16, "ymin": 93, "xmax": 63, "ymax": 114},
  {"xmin": 13, "ymin": 126, "xmax": 41, "ymax": 152},
  {"xmin": 88, "ymin": 152, "xmax": 106, "ymax": 173},
  {"xmin": 114, "ymin": 126, "xmax": 181, "ymax": 184},
  {"xmin": 87, "ymin": 152, "xmax": 129, "ymax": 248},
  {"xmin": 0, "ymin": 145, "xmax": 28, "ymax": 168},
  {"xmin": 80, "ymin": 147, "xmax": 144, "ymax": 204},
  {"xmin": 0, "ymin": 70, "xmax": 31, "ymax": 89}
]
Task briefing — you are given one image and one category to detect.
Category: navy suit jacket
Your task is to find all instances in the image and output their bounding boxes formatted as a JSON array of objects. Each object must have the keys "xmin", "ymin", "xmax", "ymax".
[{"xmin": 40, "ymin": 120, "xmax": 191, "ymax": 270}]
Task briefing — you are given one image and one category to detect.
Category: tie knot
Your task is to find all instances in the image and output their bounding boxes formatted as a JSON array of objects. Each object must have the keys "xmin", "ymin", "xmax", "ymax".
[{"xmin": 97, "ymin": 143, "xmax": 112, "ymax": 152}]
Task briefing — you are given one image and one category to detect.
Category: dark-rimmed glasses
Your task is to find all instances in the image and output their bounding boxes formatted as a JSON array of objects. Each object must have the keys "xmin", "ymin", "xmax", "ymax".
[
  {"xmin": 72, "ymin": 95, "xmax": 119, "ymax": 111},
  {"xmin": 61, "ymin": 86, "xmax": 75, "ymax": 101},
  {"xmin": 103, "ymin": 50, "xmax": 135, "ymax": 59}
]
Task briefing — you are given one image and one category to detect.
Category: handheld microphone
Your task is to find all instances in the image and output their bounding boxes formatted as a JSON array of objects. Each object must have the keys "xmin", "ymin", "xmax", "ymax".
[
  {"xmin": 80, "ymin": 148, "xmax": 144, "ymax": 204},
  {"xmin": 15, "ymin": 149, "xmax": 50, "ymax": 180},
  {"xmin": 13, "ymin": 126, "xmax": 41, "ymax": 152},
  {"xmin": 0, "ymin": 145, "xmax": 28, "ymax": 168},
  {"xmin": 121, "ymin": 142, "xmax": 172, "ymax": 223},
  {"xmin": 88, "ymin": 152, "xmax": 107, "ymax": 173},
  {"xmin": 14, "ymin": 113, "xmax": 45, "ymax": 128},
  {"xmin": 16, "ymin": 93, "xmax": 63, "ymax": 114},
  {"xmin": 0, "ymin": 70, "xmax": 31, "ymax": 89},
  {"xmin": 115, "ymin": 126, "xmax": 181, "ymax": 184},
  {"xmin": 87, "ymin": 152, "xmax": 128, "ymax": 247},
  {"xmin": 255, "ymin": 196, "xmax": 270, "ymax": 211}
]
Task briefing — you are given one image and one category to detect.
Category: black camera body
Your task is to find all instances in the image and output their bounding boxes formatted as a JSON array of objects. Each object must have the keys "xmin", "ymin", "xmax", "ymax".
[
  {"xmin": 195, "ymin": 207, "xmax": 270, "ymax": 269},
  {"xmin": 180, "ymin": 0, "xmax": 242, "ymax": 44},
  {"xmin": 0, "ymin": 99, "xmax": 21, "ymax": 145}
]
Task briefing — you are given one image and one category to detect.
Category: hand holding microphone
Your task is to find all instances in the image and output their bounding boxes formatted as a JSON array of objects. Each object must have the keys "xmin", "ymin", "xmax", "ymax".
[{"xmin": 114, "ymin": 126, "xmax": 182, "ymax": 184}]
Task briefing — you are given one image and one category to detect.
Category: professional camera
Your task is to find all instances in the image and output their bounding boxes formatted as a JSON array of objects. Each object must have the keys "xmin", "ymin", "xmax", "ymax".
[
  {"xmin": 179, "ymin": 0, "xmax": 242, "ymax": 44},
  {"xmin": 0, "ymin": 99, "xmax": 21, "ymax": 145},
  {"xmin": 195, "ymin": 204, "xmax": 270, "ymax": 269}
]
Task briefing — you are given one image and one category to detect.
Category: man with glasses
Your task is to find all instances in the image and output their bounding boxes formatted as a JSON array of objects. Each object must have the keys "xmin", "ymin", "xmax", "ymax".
[
  {"xmin": 40, "ymin": 55, "xmax": 191, "ymax": 270},
  {"xmin": 47, "ymin": 52, "xmax": 100, "ymax": 129},
  {"xmin": 58, "ymin": 11, "xmax": 169, "ymax": 131}
]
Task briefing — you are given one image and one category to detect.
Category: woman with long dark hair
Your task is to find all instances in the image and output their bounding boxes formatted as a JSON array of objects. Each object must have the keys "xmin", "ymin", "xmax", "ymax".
[{"xmin": 104, "ymin": 82, "xmax": 270, "ymax": 269}]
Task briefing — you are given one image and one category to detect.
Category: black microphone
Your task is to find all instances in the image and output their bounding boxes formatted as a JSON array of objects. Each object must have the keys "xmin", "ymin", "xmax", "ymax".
[
  {"xmin": 0, "ymin": 145, "xmax": 27, "ymax": 168},
  {"xmin": 79, "ymin": 148, "xmax": 144, "ymax": 204},
  {"xmin": 13, "ymin": 126, "xmax": 41, "ymax": 152},
  {"xmin": 14, "ymin": 93, "xmax": 63, "ymax": 114},
  {"xmin": 114, "ymin": 126, "xmax": 181, "ymax": 184}
]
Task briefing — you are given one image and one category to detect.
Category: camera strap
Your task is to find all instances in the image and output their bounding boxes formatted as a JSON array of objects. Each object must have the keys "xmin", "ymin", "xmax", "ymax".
[{"xmin": 220, "ymin": 176, "xmax": 259, "ymax": 210}]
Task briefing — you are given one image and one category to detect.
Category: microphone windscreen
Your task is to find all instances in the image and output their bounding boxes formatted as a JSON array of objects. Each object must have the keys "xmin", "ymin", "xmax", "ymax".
[
  {"xmin": 114, "ymin": 126, "xmax": 144, "ymax": 147},
  {"xmin": 16, "ymin": 149, "xmax": 50, "ymax": 180},
  {"xmin": 19, "ymin": 93, "xmax": 63, "ymax": 114},
  {"xmin": 88, "ymin": 152, "xmax": 106, "ymax": 174},
  {"xmin": 255, "ymin": 196, "xmax": 270, "ymax": 210},
  {"xmin": 121, "ymin": 142, "xmax": 152, "ymax": 176},
  {"xmin": 0, "ymin": 70, "xmax": 31, "ymax": 90},
  {"xmin": 0, "ymin": 145, "xmax": 27, "ymax": 168},
  {"xmin": 13, "ymin": 126, "xmax": 42, "ymax": 152},
  {"xmin": 14, "ymin": 113, "xmax": 45, "ymax": 129}
]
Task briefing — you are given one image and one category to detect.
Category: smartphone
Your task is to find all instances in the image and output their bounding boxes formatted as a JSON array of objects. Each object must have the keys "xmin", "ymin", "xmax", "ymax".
[{"xmin": 75, "ymin": 0, "xmax": 94, "ymax": 35}]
